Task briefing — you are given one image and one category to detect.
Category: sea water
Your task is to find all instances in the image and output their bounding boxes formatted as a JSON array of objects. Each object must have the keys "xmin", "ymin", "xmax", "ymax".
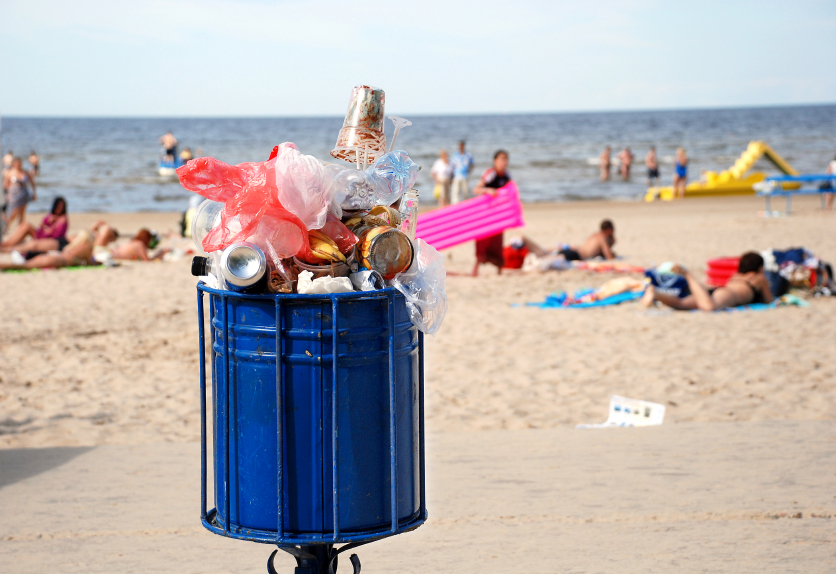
[{"xmin": 2, "ymin": 105, "xmax": 834, "ymax": 213}]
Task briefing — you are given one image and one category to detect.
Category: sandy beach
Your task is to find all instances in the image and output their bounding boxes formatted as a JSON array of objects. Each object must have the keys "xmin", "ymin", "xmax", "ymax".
[
  {"xmin": 1, "ymin": 194, "xmax": 834, "ymax": 446},
  {"xmin": 1, "ymin": 194, "xmax": 835, "ymax": 572}
]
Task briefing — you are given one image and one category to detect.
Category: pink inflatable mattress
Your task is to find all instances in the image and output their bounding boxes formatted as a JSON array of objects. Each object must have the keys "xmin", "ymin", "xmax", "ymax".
[{"xmin": 415, "ymin": 181, "xmax": 525, "ymax": 251}]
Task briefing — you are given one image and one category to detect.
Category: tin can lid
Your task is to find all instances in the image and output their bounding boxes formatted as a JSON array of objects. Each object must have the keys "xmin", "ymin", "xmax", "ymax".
[
  {"xmin": 220, "ymin": 242, "xmax": 267, "ymax": 287},
  {"xmin": 365, "ymin": 229, "xmax": 414, "ymax": 279}
]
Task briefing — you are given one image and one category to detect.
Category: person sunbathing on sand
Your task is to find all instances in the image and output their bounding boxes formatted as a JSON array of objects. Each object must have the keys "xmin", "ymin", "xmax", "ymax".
[
  {"xmin": 0, "ymin": 227, "xmax": 102, "ymax": 270},
  {"xmin": 1, "ymin": 196, "xmax": 68, "ymax": 251},
  {"xmin": 105, "ymin": 229, "xmax": 170, "ymax": 261},
  {"xmin": 514, "ymin": 220, "xmax": 617, "ymax": 262},
  {"xmin": 5, "ymin": 219, "xmax": 117, "ymax": 258},
  {"xmin": 641, "ymin": 252, "xmax": 774, "ymax": 311}
]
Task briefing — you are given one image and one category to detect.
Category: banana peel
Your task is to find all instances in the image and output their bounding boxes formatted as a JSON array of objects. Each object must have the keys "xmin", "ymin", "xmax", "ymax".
[{"xmin": 308, "ymin": 230, "xmax": 346, "ymax": 263}]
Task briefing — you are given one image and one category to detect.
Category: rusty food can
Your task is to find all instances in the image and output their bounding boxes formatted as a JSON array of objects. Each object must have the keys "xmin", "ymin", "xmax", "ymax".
[{"xmin": 357, "ymin": 226, "xmax": 414, "ymax": 280}]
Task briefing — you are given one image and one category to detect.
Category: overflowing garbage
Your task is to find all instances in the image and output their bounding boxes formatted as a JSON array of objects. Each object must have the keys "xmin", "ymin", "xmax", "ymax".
[{"xmin": 178, "ymin": 85, "xmax": 447, "ymax": 334}]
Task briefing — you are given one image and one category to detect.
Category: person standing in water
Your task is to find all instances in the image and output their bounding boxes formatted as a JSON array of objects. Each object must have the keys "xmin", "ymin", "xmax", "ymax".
[
  {"xmin": 450, "ymin": 140, "xmax": 474, "ymax": 204},
  {"xmin": 431, "ymin": 149, "xmax": 453, "ymax": 207},
  {"xmin": 645, "ymin": 146, "xmax": 659, "ymax": 187},
  {"xmin": 617, "ymin": 147, "xmax": 634, "ymax": 180},
  {"xmin": 159, "ymin": 131, "xmax": 178, "ymax": 161},
  {"xmin": 599, "ymin": 146, "xmax": 612, "ymax": 181},
  {"xmin": 472, "ymin": 150, "xmax": 512, "ymax": 276},
  {"xmin": 28, "ymin": 151, "xmax": 40, "ymax": 176},
  {"xmin": 673, "ymin": 147, "xmax": 688, "ymax": 199},
  {"xmin": 3, "ymin": 157, "xmax": 37, "ymax": 229},
  {"xmin": 822, "ymin": 153, "xmax": 836, "ymax": 211}
]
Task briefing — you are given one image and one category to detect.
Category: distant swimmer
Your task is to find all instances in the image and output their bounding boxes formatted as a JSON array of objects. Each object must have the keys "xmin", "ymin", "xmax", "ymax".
[
  {"xmin": 617, "ymin": 147, "xmax": 634, "ymax": 180},
  {"xmin": 159, "ymin": 131, "xmax": 178, "ymax": 161},
  {"xmin": 179, "ymin": 147, "xmax": 194, "ymax": 163},
  {"xmin": 599, "ymin": 146, "xmax": 611, "ymax": 181},
  {"xmin": 645, "ymin": 146, "xmax": 659, "ymax": 186},
  {"xmin": 673, "ymin": 147, "xmax": 688, "ymax": 199}
]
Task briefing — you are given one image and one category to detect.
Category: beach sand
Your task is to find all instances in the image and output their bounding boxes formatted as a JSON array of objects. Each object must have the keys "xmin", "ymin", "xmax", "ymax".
[
  {"xmin": 1, "ymin": 195, "xmax": 835, "ymax": 571},
  {"xmin": 1, "ymin": 195, "xmax": 834, "ymax": 446}
]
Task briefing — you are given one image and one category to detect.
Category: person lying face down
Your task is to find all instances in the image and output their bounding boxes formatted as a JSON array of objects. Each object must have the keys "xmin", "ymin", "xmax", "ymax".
[{"xmin": 641, "ymin": 252, "xmax": 775, "ymax": 311}]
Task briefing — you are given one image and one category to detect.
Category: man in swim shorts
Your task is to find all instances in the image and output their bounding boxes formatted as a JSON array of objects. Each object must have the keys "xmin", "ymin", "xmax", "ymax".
[{"xmin": 646, "ymin": 146, "xmax": 659, "ymax": 186}]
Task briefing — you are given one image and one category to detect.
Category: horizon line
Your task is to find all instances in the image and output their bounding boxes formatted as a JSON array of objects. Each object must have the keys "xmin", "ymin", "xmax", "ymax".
[{"xmin": 2, "ymin": 101, "xmax": 834, "ymax": 120}]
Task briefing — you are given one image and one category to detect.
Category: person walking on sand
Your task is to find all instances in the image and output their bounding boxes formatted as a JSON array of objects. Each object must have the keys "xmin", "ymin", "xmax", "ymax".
[
  {"xmin": 599, "ymin": 146, "xmax": 612, "ymax": 181},
  {"xmin": 3, "ymin": 157, "xmax": 37, "ymax": 229},
  {"xmin": 431, "ymin": 149, "xmax": 453, "ymax": 207},
  {"xmin": 617, "ymin": 147, "xmax": 634, "ymax": 180},
  {"xmin": 159, "ymin": 131, "xmax": 178, "ymax": 161},
  {"xmin": 646, "ymin": 146, "xmax": 659, "ymax": 187},
  {"xmin": 472, "ymin": 150, "xmax": 512, "ymax": 276},
  {"xmin": 673, "ymin": 147, "xmax": 688, "ymax": 198},
  {"xmin": 450, "ymin": 140, "xmax": 474, "ymax": 204}
]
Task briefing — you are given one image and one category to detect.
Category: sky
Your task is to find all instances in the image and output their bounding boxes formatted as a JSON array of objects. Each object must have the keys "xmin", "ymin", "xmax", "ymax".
[{"xmin": 1, "ymin": 0, "xmax": 835, "ymax": 117}]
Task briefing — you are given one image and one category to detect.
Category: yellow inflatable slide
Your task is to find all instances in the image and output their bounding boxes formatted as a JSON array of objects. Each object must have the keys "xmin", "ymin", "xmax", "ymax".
[{"xmin": 645, "ymin": 141, "xmax": 799, "ymax": 201}]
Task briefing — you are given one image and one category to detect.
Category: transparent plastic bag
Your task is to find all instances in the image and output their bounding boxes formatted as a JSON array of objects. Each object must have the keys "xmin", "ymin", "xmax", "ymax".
[
  {"xmin": 390, "ymin": 238, "xmax": 447, "ymax": 334},
  {"xmin": 274, "ymin": 143, "xmax": 334, "ymax": 230},
  {"xmin": 370, "ymin": 150, "xmax": 419, "ymax": 206},
  {"xmin": 333, "ymin": 168, "xmax": 382, "ymax": 211}
]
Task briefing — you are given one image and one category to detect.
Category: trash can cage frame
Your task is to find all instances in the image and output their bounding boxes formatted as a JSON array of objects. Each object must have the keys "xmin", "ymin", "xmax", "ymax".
[{"xmin": 197, "ymin": 283, "xmax": 427, "ymax": 546}]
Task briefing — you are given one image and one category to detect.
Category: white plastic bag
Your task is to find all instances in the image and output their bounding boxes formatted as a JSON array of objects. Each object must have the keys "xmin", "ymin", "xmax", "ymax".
[
  {"xmin": 273, "ymin": 143, "xmax": 334, "ymax": 230},
  {"xmin": 297, "ymin": 270, "xmax": 353, "ymax": 294},
  {"xmin": 391, "ymin": 239, "xmax": 447, "ymax": 334}
]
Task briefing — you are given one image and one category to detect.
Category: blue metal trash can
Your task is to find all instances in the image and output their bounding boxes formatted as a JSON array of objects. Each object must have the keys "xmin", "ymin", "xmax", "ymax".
[{"xmin": 196, "ymin": 284, "xmax": 426, "ymax": 572}]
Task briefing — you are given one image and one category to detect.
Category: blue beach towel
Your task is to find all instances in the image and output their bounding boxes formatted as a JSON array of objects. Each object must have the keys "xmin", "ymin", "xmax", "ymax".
[{"xmin": 524, "ymin": 290, "xmax": 644, "ymax": 309}]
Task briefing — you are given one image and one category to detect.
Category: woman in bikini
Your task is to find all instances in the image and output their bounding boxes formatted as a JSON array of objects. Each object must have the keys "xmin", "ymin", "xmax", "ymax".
[
  {"xmin": 673, "ymin": 147, "xmax": 688, "ymax": 199},
  {"xmin": 641, "ymin": 252, "xmax": 774, "ymax": 311},
  {"xmin": 0, "ymin": 222, "xmax": 118, "ymax": 270},
  {"xmin": 1, "ymin": 196, "xmax": 68, "ymax": 251}
]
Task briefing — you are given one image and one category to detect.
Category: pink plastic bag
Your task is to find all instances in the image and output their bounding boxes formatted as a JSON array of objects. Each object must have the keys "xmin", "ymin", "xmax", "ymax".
[
  {"xmin": 177, "ymin": 151, "xmax": 315, "ymax": 261},
  {"xmin": 176, "ymin": 157, "xmax": 263, "ymax": 202}
]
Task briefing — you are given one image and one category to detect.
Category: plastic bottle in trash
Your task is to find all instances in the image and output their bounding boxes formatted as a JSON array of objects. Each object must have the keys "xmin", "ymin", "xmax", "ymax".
[
  {"xmin": 190, "ymin": 199, "xmax": 224, "ymax": 255},
  {"xmin": 192, "ymin": 242, "xmax": 267, "ymax": 293},
  {"xmin": 397, "ymin": 188, "xmax": 419, "ymax": 241}
]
